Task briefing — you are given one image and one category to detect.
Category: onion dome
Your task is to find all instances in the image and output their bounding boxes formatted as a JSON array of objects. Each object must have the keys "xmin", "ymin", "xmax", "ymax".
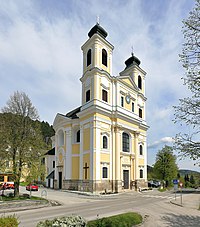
[
  {"xmin": 88, "ymin": 23, "xmax": 108, "ymax": 39},
  {"xmin": 125, "ymin": 53, "xmax": 141, "ymax": 69}
]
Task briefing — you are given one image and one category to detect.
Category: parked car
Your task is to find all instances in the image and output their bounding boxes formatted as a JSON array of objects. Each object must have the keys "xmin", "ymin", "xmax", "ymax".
[
  {"xmin": 26, "ymin": 184, "xmax": 39, "ymax": 191},
  {"xmin": 148, "ymin": 180, "xmax": 161, "ymax": 188},
  {"xmin": 0, "ymin": 182, "xmax": 14, "ymax": 190},
  {"xmin": 6, "ymin": 182, "xmax": 15, "ymax": 189}
]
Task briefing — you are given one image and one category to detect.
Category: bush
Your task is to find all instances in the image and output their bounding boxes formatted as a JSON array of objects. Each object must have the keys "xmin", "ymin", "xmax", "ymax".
[
  {"xmin": 0, "ymin": 215, "xmax": 19, "ymax": 227},
  {"xmin": 37, "ymin": 215, "xmax": 86, "ymax": 227},
  {"xmin": 87, "ymin": 212, "xmax": 142, "ymax": 227},
  {"xmin": 158, "ymin": 188, "xmax": 167, "ymax": 192}
]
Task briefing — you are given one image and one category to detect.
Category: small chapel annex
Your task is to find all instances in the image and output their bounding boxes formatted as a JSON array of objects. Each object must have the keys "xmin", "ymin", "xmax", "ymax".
[{"xmin": 46, "ymin": 23, "xmax": 149, "ymax": 193}]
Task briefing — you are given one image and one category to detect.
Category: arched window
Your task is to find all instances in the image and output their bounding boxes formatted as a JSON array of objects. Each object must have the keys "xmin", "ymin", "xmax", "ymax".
[
  {"xmin": 132, "ymin": 102, "xmax": 134, "ymax": 112},
  {"xmin": 121, "ymin": 96, "xmax": 124, "ymax": 107},
  {"xmin": 58, "ymin": 130, "xmax": 64, "ymax": 146},
  {"xmin": 139, "ymin": 145, "xmax": 143, "ymax": 155},
  {"xmin": 122, "ymin": 132, "xmax": 129, "ymax": 152},
  {"xmin": 87, "ymin": 49, "xmax": 91, "ymax": 66},
  {"xmin": 140, "ymin": 169, "xmax": 143, "ymax": 178},
  {"xmin": 76, "ymin": 130, "xmax": 80, "ymax": 143},
  {"xmin": 102, "ymin": 167, "xmax": 108, "ymax": 178},
  {"xmin": 139, "ymin": 108, "xmax": 142, "ymax": 118},
  {"xmin": 102, "ymin": 89, "xmax": 108, "ymax": 102},
  {"xmin": 103, "ymin": 136, "xmax": 108, "ymax": 149},
  {"xmin": 86, "ymin": 90, "xmax": 90, "ymax": 102},
  {"xmin": 102, "ymin": 49, "xmax": 107, "ymax": 66},
  {"xmin": 138, "ymin": 75, "xmax": 142, "ymax": 89}
]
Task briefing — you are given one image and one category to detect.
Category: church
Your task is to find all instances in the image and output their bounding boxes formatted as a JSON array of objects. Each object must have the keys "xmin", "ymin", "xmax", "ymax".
[{"xmin": 48, "ymin": 23, "xmax": 149, "ymax": 193}]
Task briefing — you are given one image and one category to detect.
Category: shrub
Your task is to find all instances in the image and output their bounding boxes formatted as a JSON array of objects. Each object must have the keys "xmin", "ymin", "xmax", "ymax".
[
  {"xmin": 87, "ymin": 212, "xmax": 142, "ymax": 227},
  {"xmin": 37, "ymin": 215, "xmax": 86, "ymax": 227},
  {"xmin": 158, "ymin": 188, "xmax": 167, "ymax": 192},
  {"xmin": 0, "ymin": 215, "xmax": 19, "ymax": 227}
]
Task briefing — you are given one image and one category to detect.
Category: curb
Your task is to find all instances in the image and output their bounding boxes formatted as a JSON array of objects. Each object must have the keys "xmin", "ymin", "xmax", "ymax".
[
  {"xmin": 170, "ymin": 200, "xmax": 183, "ymax": 207},
  {"xmin": 0, "ymin": 200, "xmax": 62, "ymax": 214}
]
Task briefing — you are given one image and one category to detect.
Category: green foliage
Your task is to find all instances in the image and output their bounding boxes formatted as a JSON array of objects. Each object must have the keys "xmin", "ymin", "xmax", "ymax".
[
  {"xmin": 0, "ymin": 91, "xmax": 49, "ymax": 196},
  {"xmin": 1, "ymin": 194, "xmax": 46, "ymax": 201},
  {"xmin": 40, "ymin": 121, "xmax": 55, "ymax": 146},
  {"xmin": 158, "ymin": 188, "xmax": 167, "ymax": 192},
  {"xmin": 184, "ymin": 174, "xmax": 190, "ymax": 182},
  {"xmin": 189, "ymin": 175, "xmax": 195, "ymax": 185},
  {"xmin": 36, "ymin": 215, "xmax": 86, "ymax": 227},
  {"xmin": 87, "ymin": 212, "xmax": 142, "ymax": 227},
  {"xmin": 153, "ymin": 146, "xmax": 178, "ymax": 187},
  {"xmin": 0, "ymin": 215, "xmax": 19, "ymax": 227},
  {"xmin": 179, "ymin": 169, "xmax": 200, "ymax": 187},
  {"xmin": 19, "ymin": 182, "xmax": 28, "ymax": 186},
  {"xmin": 173, "ymin": 0, "xmax": 200, "ymax": 165},
  {"xmin": 147, "ymin": 165, "xmax": 157, "ymax": 180}
]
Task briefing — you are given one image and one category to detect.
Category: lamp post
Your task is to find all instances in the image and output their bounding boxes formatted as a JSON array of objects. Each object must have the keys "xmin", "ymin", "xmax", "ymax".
[{"xmin": 180, "ymin": 182, "xmax": 183, "ymax": 205}]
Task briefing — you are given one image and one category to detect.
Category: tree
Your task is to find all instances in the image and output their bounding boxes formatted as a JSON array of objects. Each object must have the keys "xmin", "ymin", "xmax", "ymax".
[
  {"xmin": 153, "ymin": 145, "xmax": 178, "ymax": 187},
  {"xmin": 174, "ymin": 0, "xmax": 200, "ymax": 165},
  {"xmin": 0, "ymin": 91, "xmax": 45, "ymax": 197},
  {"xmin": 189, "ymin": 174, "xmax": 196, "ymax": 185},
  {"xmin": 40, "ymin": 121, "xmax": 55, "ymax": 146}
]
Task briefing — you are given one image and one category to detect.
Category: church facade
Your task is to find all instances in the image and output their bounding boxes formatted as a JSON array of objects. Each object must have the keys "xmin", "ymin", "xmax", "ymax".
[{"xmin": 52, "ymin": 23, "xmax": 149, "ymax": 193}]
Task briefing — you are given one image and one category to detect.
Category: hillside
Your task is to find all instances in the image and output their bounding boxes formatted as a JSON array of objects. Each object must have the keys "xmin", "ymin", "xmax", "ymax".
[{"xmin": 179, "ymin": 169, "xmax": 200, "ymax": 176}]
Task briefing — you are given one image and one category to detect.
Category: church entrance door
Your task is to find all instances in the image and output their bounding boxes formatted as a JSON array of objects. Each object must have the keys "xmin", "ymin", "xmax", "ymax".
[
  {"xmin": 58, "ymin": 172, "xmax": 62, "ymax": 189},
  {"xmin": 123, "ymin": 170, "xmax": 129, "ymax": 189}
]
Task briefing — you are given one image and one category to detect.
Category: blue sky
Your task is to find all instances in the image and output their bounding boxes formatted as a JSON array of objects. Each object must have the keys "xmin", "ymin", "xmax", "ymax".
[{"xmin": 0, "ymin": 0, "xmax": 199, "ymax": 171}]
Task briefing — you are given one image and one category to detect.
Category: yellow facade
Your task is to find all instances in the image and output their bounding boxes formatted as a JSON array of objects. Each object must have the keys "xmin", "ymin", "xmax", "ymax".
[
  {"xmin": 52, "ymin": 23, "xmax": 148, "ymax": 192},
  {"xmin": 72, "ymin": 144, "xmax": 80, "ymax": 155},
  {"xmin": 71, "ymin": 157, "xmax": 79, "ymax": 179},
  {"xmin": 83, "ymin": 128, "xmax": 90, "ymax": 151}
]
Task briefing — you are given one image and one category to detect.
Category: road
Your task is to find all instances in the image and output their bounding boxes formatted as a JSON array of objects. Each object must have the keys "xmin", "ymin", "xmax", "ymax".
[{"xmin": 8, "ymin": 187, "xmax": 200, "ymax": 227}]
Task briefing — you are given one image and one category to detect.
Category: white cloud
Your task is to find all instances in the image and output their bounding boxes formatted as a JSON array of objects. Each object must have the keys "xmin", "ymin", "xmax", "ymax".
[
  {"xmin": 148, "ymin": 137, "xmax": 174, "ymax": 149},
  {"xmin": 0, "ymin": 0, "xmax": 198, "ymax": 171}
]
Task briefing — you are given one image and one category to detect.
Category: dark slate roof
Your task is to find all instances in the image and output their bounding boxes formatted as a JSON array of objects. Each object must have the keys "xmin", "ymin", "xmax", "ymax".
[
  {"xmin": 125, "ymin": 53, "xmax": 141, "ymax": 69},
  {"xmin": 65, "ymin": 106, "xmax": 81, "ymax": 119},
  {"xmin": 45, "ymin": 147, "xmax": 55, "ymax": 156},
  {"xmin": 88, "ymin": 23, "xmax": 108, "ymax": 39},
  {"xmin": 46, "ymin": 170, "xmax": 54, "ymax": 179}
]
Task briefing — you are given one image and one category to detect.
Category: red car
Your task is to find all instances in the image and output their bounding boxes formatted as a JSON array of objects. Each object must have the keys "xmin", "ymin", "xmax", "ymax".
[{"xmin": 26, "ymin": 184, "xmax": 39, "ymax": 191}]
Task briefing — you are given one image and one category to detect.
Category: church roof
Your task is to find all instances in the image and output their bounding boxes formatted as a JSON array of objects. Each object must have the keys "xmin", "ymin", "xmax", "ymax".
[
  {"xmin": 124, "ymin": 54, "xmax": 141, "ymax": 69},
  {"xmin": 65, "ymin": 106, "xmax": 81, "ymax": 119},
  {"xmin": 88, "ymin": 23, "xmax": 108, "ymax": 39},
  {"xmin": 45, "ymin": 147, "xmax": 55, "ymax": 155},
  {"xmin": 46, "ymin": 170, "xmax": 54, "ymax": 179}
]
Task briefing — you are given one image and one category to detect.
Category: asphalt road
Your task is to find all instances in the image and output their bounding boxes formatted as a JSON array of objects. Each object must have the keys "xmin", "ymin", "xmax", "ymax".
[{"xmin": 7, "ymin": 187, "xmax": 200, "ymax": 227}]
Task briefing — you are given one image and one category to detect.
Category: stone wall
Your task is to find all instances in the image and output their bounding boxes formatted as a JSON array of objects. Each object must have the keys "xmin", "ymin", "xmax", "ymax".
[{"xmin": 60, "ymin": 179, "xmax": 147, "ymax": 193}]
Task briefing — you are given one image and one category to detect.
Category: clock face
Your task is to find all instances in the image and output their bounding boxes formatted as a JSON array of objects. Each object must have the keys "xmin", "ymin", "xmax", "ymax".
[{"xmin": 125, "ymin": 95, "xmax": 130, "ymax": 104}]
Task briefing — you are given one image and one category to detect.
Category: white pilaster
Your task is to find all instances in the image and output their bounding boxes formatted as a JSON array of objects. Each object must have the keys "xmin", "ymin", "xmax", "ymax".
[
  {"xmin": 95, "ymin": 123, "xmax": 101, "ymax": 180},
  {"xmin": 115, "ymin": 127, "xmax": 121, "ymax": 180},
  {"xmin": 55, "ymin": 133, "xmax": 58, "ymax": 181},
  {"xmin": 134, "ymin": 132, "xmax": 139, "ymax": 179},
  {"xmin": 65, "ymin": 128, "xmax": 72, "ymax": 179},
  {"xmin": 79, "ymin": 125, "xmax": 83, "ymax": 179}
]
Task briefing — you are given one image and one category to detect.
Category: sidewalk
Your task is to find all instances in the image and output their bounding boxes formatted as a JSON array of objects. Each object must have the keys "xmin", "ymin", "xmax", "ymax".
[{"xmin": 170, "ymin": 192, "xmax": 200, "ymax": 209}]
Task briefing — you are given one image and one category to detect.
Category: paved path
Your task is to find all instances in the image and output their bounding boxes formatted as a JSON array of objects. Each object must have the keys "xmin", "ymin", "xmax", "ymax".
[{"xmin": 1, "ymin": 187, "xmax": 200, "ymax": 227}]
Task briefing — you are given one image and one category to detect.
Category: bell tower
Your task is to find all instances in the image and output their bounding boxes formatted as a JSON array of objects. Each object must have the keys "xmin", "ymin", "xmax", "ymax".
[
  {"xmin": 80, "ymin": 23, "xmax": 114, "ymax": 109},
  {"xmin": 81, "ymin": 23, "xmax": 114, "ymax": 75}
]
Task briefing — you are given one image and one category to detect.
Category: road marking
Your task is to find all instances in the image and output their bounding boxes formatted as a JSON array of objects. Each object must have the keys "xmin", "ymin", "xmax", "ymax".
[{"xmin": 141, "ymin": 195, "xmax": 174, "ymax": 199}]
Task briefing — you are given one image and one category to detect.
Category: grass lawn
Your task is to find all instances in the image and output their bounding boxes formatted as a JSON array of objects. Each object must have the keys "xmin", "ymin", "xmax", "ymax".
[
  {"xmin": 87, "ymin": 212, "xmax": 142, "ymax": 227},
  {"xmin": 0, "ymin": 195, "xmax": 46, "ymax": 201}
]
